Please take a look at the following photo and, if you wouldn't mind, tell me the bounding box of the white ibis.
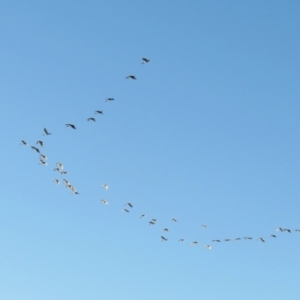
[276,227,284,232]
[39,159,47,165]
[172,218,177,223]
[66,124,76,129]
[101,184,109,190]
[201,225,207,229]
[283,228,292,233]
[123,209,130,213]
[139,214,145,218]
[43,128,52,135]
[126,75,137,80]
[244,237,252,240]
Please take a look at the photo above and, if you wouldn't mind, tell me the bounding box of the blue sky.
[1,1,300,299]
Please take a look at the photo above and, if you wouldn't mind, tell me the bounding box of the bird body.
[106,98,114,102]
[101,199,108,205]
[161,236,168,242]
[204,245,212,250]
[101,184,109,190]
[126,75,137,80]
[36,141,44,147]
[43,128,52,135]
[142,57,150,64]
[258,237,265,242]
[21,140,28,145]
[87,118,96,122]
[31,146,40,153]
[95,110,103,114]
[66,124,76,129]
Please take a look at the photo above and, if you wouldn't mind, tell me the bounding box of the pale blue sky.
[1,1,300,299]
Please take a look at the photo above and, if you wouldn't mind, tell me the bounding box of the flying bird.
[53,179,60,184]
[224,239,231,242]
[139,214,145,218]
[233,238,241,241]
[142,57,150,64]
[295,229,300,232]
[101,199,108,205]
[244,237,253,240]
[172,218,177,223]
[21,140,28,146]
[204,245,212,250]
[106,98,114,102]
[163,228,169,232]
[36,141,44,147]
[258,237,265,242]
[191,241,198,246]
[56,163,63,169]
[126,75,137,80]
[87,118,96,122]
[178,239,184,242]
[161,236,168,242]
[276,227,284,232]
[201,225,207,229]
[31,146,40,153]
[40,154,47,160]
[101,184,109,190]
[283,229,292,233]
[270,235,277,238]
[125,203,133,208]
[43,128,52,135]
[95,110,103,114]
[39,159,47,165]
[212,240,221,243]
[66,124,76,129]
[149,221,156,225]
[60,171,68,175]
[123,209,130,213]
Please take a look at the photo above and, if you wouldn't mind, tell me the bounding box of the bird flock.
[20,57,299,251]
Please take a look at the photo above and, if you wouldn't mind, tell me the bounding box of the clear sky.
[1,1,300,299]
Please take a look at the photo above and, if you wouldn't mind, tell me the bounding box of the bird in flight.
[270,235,276,238]
[43,128,52,135]
[258,237,265,242]
[125,203,133,208]
[163,228,168,232]
[142,57,150,64]
[40,154,47,161]
[56,162,63,169]
[178,239,184,242]
[126,75,137,80]
[95,110,103,114]
[66,124,76,129]
[161,236,168,242]
[295,229,300,232]
[106,98,114,102]
[212,240,221,243]
[283,228,292,233]
[39,159,47,165]
[139,214,145,218]
[87,118,96,122]
[172,218,177,223]
[276,227,284,232]
[101,184,109,190]
[21,140,28,146]
[191,241,199,246]
[201,225,207,229]
[204,245,212,250]
[36,141,44,147]
[244,237,253,240]
[101,199,108,205]
[53,179,60,184]
[123,209,130,213]
[31,146,40,153]
[224,239,231,242]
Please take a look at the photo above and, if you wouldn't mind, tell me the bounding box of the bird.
[126,75,137,80]
[123,209,130,213]
[276,227,284,232]
[295,229,300,232]
[142,57,150,64]
[233,238,241,241]
[36,141,44,147]
[101,184,109,190]
[191,241,198,246]
[43,128,52,135]
[31,146,40,153]
[125,203,133,208]
[139,214,145,218]
[106,98,114,102]
[66,124,76,129]
[39,159,47,165]
[204,245,212,250]
[56,163,63,169]
[151,219,157,222]
[178,239,184,242]
[163,228,168,232]
[101,199,108,205]
[40,154,47,160]
[87,118,96,122]
[149,221,156,225]
[54,167,60,172]
[258,237,265,242]
[224,239,231,242]
[201,225,207,229]
[270,234,277,238]
[21,140,28,146]
[161,236,168,242]
[95,110,103,114]
[172,218,177,222]
[212,240,221,243]
[244,237,252,240]
[53,179,60,184]
[283,229,292,233]
[60,171,68,175]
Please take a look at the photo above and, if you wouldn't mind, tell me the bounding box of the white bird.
[276,227,284,232]
[101,199,108,205]
[224,239,231,242]
[163,228,168,232]
[283,228,292,233]
[149,221,156,225]
[39,159,47,165]
[233,238,241,241]
[204,245,212,250]
[123,209,130,213]
[101,184,109,190]
[53,179,60,184]
[60,171,68,175]
[21,140,28,146]
[201,225,207,229]
[43,128,52,135]
[191,241,198,246]
[56,163,63,169]
[212,240,221,243]
[40,154,47,160]
[31,146,40,153]
[295,229,300,232]
[244,237,253,240]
